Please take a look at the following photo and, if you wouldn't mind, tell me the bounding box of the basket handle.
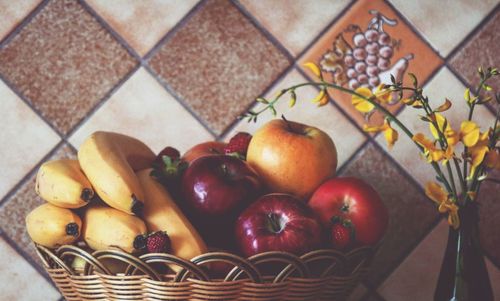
[176,252,262,283]
[35,244,74,275]
[226,251,310,283]
[124,253,209,282]
[91,249,161,281]
[56,245,111,275]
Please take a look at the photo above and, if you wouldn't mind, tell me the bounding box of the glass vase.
[434,202,493,301]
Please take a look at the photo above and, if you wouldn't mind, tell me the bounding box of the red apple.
[235,193,323,257]
[247,119,337,200]
[181,155,262,248]
[308,177,388,247]
[182,141,226,164]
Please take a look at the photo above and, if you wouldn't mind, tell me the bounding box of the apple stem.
[267,213,282,233]
[281,114,295,133]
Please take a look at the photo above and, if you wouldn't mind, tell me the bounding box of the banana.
[82,204,148,253]
[26,203,82,248]
[78,131,156,215]
[138,169,207,263]
[35,159,94,209]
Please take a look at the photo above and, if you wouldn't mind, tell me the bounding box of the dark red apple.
[181,155,262,248]
[308,177,388,247]
[235,193,323,257]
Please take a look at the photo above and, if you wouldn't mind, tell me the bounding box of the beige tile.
[225,68,366,168]
[0,79,60,200]
[389,0,497,56]
[0,237,60,300]
[69,67,213,154]
[86,0,199,56]
[379,220,448,301]
[375,66,495,187]
[486,257,500,300]
[0,0,41,41]
[239,0,350,56]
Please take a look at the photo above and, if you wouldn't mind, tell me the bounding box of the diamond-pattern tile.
[69,67,214,153]
[486,257,500,300]
[0,0,42,41]
[375,66,495,188]
[449,8,500,102]
[225,68,366,167]
[340,143,439,286]
[239,0,351,56]
[148,0,291,135]
[0,0,138,135]
[378,220,448,301]
[390,0,497,56]
[0,236,60,301]
[0,78,60,200]
[299,0,443,130]
[478,169,500,267]
[86,0,199,56]
[0,143,75,267]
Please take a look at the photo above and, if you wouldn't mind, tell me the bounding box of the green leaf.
[390,74,396,84]
[256,97,269,104]
[408,73,418,87]
[483,84,492,91]
[289,90,297,108]
[270,106,277,116]
[162,155,172,166]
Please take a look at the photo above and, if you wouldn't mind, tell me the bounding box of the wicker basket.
[35,243,376,301]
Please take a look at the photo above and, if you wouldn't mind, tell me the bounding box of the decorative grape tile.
[340,143,439,286]
[224,68,366,168]
[299,0,443,131]
[238,0,351,56]
[389,0,497,56]
[86,0,199,56]
[0,0,42,41]
[69,67,214,154]
[0,0,138,135]
[0,78,60,200]
[0,143,75,267]
[148,0,291,136]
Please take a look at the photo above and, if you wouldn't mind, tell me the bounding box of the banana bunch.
[26,131,206,269]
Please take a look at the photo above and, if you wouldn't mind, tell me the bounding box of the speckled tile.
[0,0,42,41]
[69,67,214,154]
[478,169,500,267]
[299,0,443,130]
[390,0,497,56]
[378,220,448,301]
[86,0,199,56]
[0,143,75,267]
[225,68,366,168]
[340,143,440,286]
[0,236,60,301]
[0,78,60,201]
[238,0,351,56]
[148,0,291,136]
[0,0,138,135]
[375,67,495,188]
[449,9,500,98]
[486,257,500,300]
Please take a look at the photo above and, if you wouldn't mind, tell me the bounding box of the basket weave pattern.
[36,244,374,300]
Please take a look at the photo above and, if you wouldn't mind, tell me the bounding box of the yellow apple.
[247,119,337,200]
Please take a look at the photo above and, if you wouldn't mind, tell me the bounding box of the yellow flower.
[364,119,399,149]
[303,62,322,78]
[373,84,392,104]
[459,121,480,147]
[352,87,375,113]
[311,88,327,106]
[412,133,445,162]
[429,113,458,146]
[485,148,500,169]
[425,182,459,229]
[468,130,490,177]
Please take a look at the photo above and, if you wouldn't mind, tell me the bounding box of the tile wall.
[0,0,498,300]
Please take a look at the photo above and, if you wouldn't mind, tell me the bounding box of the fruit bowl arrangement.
[27,119,388,301]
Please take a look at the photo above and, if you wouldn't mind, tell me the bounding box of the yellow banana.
[138,169,207,263]
[26,203,81,248]
[35,159,94,209]
[82,204,148,253]
[78,131,155,215]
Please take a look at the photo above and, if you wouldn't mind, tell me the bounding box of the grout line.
[444,3,499,63]
[143,0,208,61]
[295,0,358,61]
[0,141,65,208]
[142,65,218,139]
[230,0,295,62]
[0,0,50,47]
[0,230,59,290]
